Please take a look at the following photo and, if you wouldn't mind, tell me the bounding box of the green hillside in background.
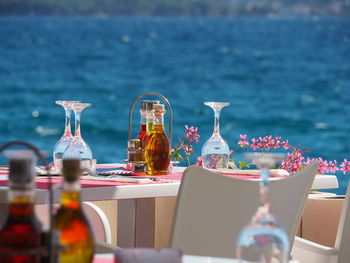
[0,0,349,16]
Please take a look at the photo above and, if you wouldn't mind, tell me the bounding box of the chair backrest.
[170,162,318,259]
[334,182,350,263]
[82,201,112,244]
[35,201,112,244]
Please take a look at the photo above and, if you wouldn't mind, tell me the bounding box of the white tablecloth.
[94,253,300,263]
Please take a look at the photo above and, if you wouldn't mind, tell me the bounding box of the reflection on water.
[0,16,349,193]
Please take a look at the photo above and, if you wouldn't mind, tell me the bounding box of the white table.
[0,168,339,248]
[0,173,339,202]
[94,253,300,263]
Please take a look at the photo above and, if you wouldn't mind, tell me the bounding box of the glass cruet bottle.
[141,101,158,150]
[201,102,230,169]
[54,159,94,263]
[137,100,159,160]
[0,151,43,263]
[145,104,171,175]
[137,102,148,144]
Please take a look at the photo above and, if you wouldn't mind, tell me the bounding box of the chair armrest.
[95,241,117,254]
[294,236,338,256]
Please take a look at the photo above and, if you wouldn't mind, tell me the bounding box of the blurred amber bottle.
[0,153,43,263]
[55,159,94,263]
[145,104,171,175]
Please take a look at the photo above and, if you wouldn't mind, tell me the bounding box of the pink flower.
[173,125,201,166]
[303,157,316,167]
[340,159,350,174]
[222,132,347,174]
[318,158,329,174]
[240,134,247,140]
[185,125,200,143]
[176,138,194,155]
[178,138,185,147]
[195,156,203,166]
[184,146,194,155]
[305,157,337,174]
[238,134,249,147]
[302,157,337,174]
[274,136,282,141]
[250,138,260,150]
[326,160,339,173]
[280,149,304,173]
[280,140,291,150]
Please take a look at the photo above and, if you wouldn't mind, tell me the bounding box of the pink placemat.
[0,167,8,175]
[93,255,114,263]
[0,177,138,189]
[0,164,287,190]
[138,171,269,180]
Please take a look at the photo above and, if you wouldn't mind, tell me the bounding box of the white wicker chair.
[170,162,318,259]
[292,182,350,263]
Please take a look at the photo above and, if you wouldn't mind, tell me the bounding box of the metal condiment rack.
[127,92,173,171]
[0,140,57,263]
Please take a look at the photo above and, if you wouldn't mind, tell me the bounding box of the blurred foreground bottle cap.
[9,158,35,190]
[4,150,36,190]
[62,159,81,182]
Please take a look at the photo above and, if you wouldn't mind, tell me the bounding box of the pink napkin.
[114,248,182,263]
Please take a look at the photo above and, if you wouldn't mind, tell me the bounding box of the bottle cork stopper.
[62,159,81,182]
[153,104,165,111]
[9,159,35,190]
[153,104,166,119]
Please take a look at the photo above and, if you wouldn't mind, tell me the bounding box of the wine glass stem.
[64,109,72,137]
[74,110,82,139]
[260,168,270,207]
[213,108,221,136]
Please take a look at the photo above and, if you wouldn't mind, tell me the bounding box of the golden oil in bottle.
[0,155,43,263]
[145,104,171,175]
[55,159,94,263]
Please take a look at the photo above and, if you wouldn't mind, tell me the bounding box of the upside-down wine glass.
[201,102,230,169]
[63,103,93,169]
[236,153,289,263]
[53,101,80,169]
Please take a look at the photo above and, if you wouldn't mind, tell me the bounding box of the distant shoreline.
[0,0,349,17]
[0,14,349,18]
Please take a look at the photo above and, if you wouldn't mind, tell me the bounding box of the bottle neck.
[61,180,81,209]
[140,109,147,125]
[8,189,35,217]
[137,110,147,139]
[153,113,164,126]
[146,109,154,135]
[8,188,35,204]
[152,110,165,133]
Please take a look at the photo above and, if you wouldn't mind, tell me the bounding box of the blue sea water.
[0,16,349,193]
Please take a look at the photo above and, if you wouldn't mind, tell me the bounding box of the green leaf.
[171,148,184,161]
[229,159,238,169]
[239,161,250,169]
